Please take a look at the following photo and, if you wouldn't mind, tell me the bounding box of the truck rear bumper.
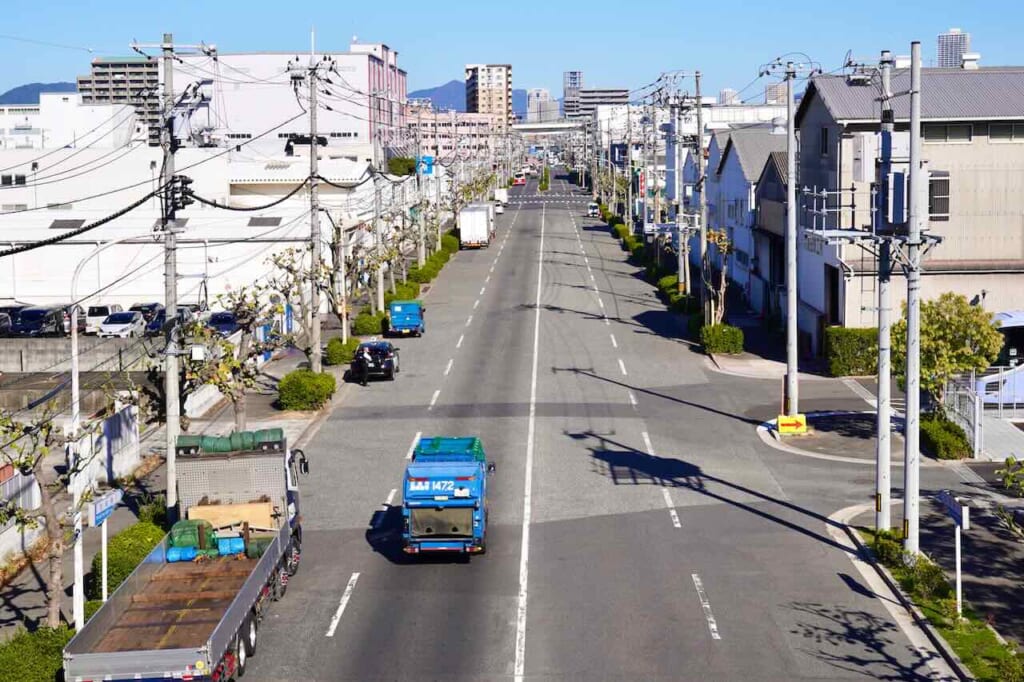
[403,540,483,554]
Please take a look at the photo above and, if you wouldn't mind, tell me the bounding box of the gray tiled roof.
[718,126,786,182]
[798,67,1024,124]
[766,151,788,186]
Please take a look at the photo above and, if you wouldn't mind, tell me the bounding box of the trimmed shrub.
[670,295,699,315]
[629,243,646,264]
[0,625,74,682]
[87,521,165,600]
[278,369,336,411]
[394,280,421,300]
[137,493,168,529]
[871,531,905,566]
[824,327,878,377]
[325,337,360,366]
[352,311,388,336]
[906,556,953,600]
[408,266,433,284]
[657,274,679,295]
[700,323,744,354]
[613,223,630,242]
[921,414,971,460]
[441,233,460,254]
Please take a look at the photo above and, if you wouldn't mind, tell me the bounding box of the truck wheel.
[387,368,396,381]
[235,633,248,677]
[243,613,258,657]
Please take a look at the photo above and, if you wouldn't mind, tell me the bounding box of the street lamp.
[69,230,165,629]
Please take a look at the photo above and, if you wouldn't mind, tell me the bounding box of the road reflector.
[777,414,808,435]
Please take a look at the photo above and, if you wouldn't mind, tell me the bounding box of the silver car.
[98,310,145,338]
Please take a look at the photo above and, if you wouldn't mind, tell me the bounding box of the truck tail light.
[407,476,428,482]
[455,475,476,481]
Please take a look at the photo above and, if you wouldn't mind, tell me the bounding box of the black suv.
[351,340,400,382]
[12,306,63,336]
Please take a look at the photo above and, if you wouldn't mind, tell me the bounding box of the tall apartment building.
[764,82,787,105]
[406,100,500,158]
[563,70,583,118]
[937,28,971,68]
[574,87,629,120]
[465,64,513,131]
[527,88,559,123]
[719,88,739,105]
[77,56,161,145]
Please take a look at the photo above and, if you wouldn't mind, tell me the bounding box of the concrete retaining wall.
[0,337,154,373]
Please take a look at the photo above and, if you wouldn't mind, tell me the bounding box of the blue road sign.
[418,155,434,176]
[87,489,124,527]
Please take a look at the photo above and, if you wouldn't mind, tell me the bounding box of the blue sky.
[1,0,1020,100]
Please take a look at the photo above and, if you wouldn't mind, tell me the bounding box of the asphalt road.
[248,174,950,681]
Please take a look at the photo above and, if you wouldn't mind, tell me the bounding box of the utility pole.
[784,62,799,416]
[673,96,686,294]
[626,111,633,231]
[374,176,385,314]
[415,108,425,266]
[308,51,323,373]
[904,41,923,555]
[695,71,708,325]
[876,50,896,532]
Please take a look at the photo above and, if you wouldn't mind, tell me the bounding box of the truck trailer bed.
[92,556,257,653]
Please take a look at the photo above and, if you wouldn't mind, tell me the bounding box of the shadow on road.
[365,505,471,565]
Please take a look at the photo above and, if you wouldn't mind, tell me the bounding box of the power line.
[188,177,310,211]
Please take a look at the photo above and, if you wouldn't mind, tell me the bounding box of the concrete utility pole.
[626,111,633,230]
[695,71,708,325]
[904,41,923,554]
[415,108,426,266]
[308,51,323,373]
[784,62,799,416]
[374,176,385,314]
[876,50,896,532]
[673,97,686,294]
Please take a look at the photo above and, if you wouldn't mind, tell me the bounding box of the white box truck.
[459,203,493,249]
[494,188,508,205]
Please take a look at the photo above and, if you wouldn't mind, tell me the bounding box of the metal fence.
[0,470,41,533]
[944,373,983,458]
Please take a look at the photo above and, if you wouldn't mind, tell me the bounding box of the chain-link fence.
[944,374,983,458]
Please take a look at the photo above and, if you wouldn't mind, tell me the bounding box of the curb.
[836,508,974,681]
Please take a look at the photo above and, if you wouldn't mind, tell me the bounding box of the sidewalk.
[0,346,338,640]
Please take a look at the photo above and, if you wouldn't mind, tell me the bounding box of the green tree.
[387,156,417,176]
[892,291,1004,406]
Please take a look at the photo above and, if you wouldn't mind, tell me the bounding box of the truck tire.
[235,632,248,677]
[243,613,258,657]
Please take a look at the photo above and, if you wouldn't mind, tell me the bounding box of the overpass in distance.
[512,120,584,137]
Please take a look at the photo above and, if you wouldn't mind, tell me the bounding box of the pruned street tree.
[703,228,734,325]
[892,291,1004,409]
[182,286,289,431]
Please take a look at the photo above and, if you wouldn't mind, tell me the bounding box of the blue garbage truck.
[387,300,425,336]
[402,436,494,555]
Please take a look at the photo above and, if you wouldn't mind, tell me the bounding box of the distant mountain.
[0,82,76,105]
[409,79,546,120]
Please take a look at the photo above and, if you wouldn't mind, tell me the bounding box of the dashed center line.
[662,489,682,528]
[385,488,397,506]
[473,299,480,310]
[429,389,440,409]
[628,390,638,407]
[618,358,628,376]
[480,286,486,295]
[485,275,491,283]
[456,334,464,349]
[466,315,473,327]
[325,572,360,637]
[444,358,454,376]
[609,333,618,348]
[597,298,605,309]
[692,574,722,640]
[641,431,655,456]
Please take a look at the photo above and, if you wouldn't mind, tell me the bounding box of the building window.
[990,123,1024,142]
[14,175,25,185]
[819,127,829,157]
[928,171,950,221]
[923,123,973,143]
[0,175,10,186]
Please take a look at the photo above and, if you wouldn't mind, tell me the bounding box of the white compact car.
[98,310,145,338]
[85,304,123,335]
[495,202,505,214]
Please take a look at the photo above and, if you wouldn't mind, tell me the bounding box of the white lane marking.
[325,572,360,637]
[589,272,595,280]
[473,299,480,310]
[490,265,495,273]
[514,204,544,682]
[662,488,682,528]
[404,431,422,460]
[385,488,397,506]
[480,286,487,295]
[610,334,618,349]
[691,574,722,640]
[444,358,454,376]
[843,377,879,408]
[584,256,589,265]
[429,389,440,409]
[641,431,655,456]
[456,334,464,349]
[618,358,628,376]
[466,315,473,327]
[604,315,610,326]
[598,298,605,309]
[628,391,638,407]
[485,275,491,283]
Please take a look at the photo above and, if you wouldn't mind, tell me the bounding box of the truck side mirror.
[487,462,496,475]
[293,449,309,475]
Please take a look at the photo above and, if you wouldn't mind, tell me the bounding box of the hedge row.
[824,326,877,377]
[0,625,74,682]
[921,414,972,460]
[87,521,165,601]
[278,369,336,411]
[700,324,745,355]
[408,232,458,285]
[325,337,360,366]
[384,280,421,307]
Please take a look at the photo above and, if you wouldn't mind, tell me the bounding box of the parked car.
[98,311,145,338]
[207,311,240,337]
[587,202,600,218]
[0,313,12,336]
[145,309,193,337]
[350,340,400,382]
[495,201,505,215]
[0,304,29,328]
[86,304,123,335]
[129,302,164,323]
[59,305,86,335]
[11,306,63,336]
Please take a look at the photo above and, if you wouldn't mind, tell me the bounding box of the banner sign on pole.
[87,489,124,527]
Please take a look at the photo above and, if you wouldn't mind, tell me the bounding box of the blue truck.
[402,437,494,555]
[387,300,425,337]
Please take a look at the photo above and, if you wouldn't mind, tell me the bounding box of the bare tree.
[703,229,734,325]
